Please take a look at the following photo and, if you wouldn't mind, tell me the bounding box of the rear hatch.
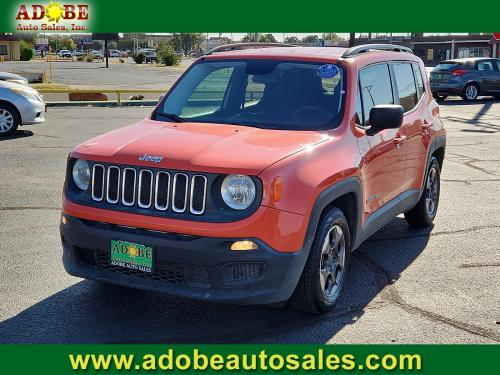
[430,61,466,82]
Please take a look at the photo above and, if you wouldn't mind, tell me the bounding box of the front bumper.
[60,215,308,305]
[12,96,46,125]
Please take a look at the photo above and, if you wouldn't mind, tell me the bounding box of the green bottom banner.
[0,344,498,374]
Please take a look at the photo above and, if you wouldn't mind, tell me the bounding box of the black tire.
[291,207,351,314]
[0,103,20,137]
[404,157,441,227]
[432,93,448,101]
[461,83,479,101]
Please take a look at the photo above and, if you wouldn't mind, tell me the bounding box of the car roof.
[203,46,420,65]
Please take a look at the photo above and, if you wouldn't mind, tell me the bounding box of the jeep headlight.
[72,159,90,190]
[221,175,256,210]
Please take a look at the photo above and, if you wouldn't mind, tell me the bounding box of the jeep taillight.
[452,69,468,76]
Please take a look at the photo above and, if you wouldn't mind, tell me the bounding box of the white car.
[0,72,28,85]
[91,50,103,59]
[0,81,45,136]
[58,49,72,58]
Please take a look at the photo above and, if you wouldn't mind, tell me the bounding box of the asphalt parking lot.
[2,58,192,89]
[0,100,499,344]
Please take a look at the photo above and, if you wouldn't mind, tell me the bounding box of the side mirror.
[366,105,404,135]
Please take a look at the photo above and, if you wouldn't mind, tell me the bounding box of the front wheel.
[404,157,441,227]
[462,83,479,101]
[291,207,350,314]
[0,103,20,137]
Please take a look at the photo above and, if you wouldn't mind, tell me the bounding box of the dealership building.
[410,33,500,65]
[0,34,20,61]
[353,33,500,66]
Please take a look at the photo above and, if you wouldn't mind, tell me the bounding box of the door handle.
[393,135,407,144]
[480,73,486,76]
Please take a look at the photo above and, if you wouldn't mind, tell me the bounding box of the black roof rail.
[342,44,413,58]
[206,42,297,55]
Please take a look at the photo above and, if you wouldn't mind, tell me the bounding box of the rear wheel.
[404,157,441,227]
[291,207,350,314]
[0,103,20,137]
[461,83,479,101]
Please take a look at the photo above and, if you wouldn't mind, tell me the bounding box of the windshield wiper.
[156,111,186,123]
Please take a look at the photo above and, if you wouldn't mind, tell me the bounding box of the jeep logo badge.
[138,154,163,163]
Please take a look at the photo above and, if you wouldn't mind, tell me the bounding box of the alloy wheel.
[425,166,439,217]
[465,85,478,100]
[319,225,346,302]
[0,108,14,134]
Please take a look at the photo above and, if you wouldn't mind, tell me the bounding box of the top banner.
[1,0,499,32]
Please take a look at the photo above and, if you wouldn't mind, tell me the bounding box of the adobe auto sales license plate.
[110,240,153,273]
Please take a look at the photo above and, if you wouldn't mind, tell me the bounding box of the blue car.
[430,58,500,101]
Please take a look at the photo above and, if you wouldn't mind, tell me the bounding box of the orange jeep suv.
[61,44,446,313]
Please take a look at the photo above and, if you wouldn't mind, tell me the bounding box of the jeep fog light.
[221,175,256,210]
[72,159,90,190]
[231,240,258,251]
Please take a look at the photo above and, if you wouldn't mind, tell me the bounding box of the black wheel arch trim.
[302,177,363,257]
[418,135,446,200]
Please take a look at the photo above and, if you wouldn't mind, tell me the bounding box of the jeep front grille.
[91,165,208,215]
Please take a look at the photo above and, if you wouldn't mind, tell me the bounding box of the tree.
[241,33,259,43]
[20,40,34,61]
[258,34,276,43]
[133,52,145,64]
[284,36,299,44]
[323,33,344,42]
[156,41,181,66]
[169,33,204,55]
[49,36,76,51]
[301,35,319,44]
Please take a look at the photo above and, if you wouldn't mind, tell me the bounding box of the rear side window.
[359,64,393,126]
[435,62,459,71]
[392,63,418,112]
[477,61,494,71]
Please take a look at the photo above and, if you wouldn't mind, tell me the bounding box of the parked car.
[58,49,72,58]
[108,49,121,58]
[0,72,28,85]
[72,50,84,57]
[60,44,446,313]
[90,50,103,60]
[430,58,500,101]
[139,48,157,63]
[0,81,45,136]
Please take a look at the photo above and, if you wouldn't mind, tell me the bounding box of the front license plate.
[110,240,153,273]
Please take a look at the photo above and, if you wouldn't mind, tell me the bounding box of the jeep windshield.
[155,59,345,131]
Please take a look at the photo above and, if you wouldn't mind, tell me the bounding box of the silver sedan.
[0,81,45,136]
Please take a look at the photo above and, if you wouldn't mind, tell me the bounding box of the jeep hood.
[71,119,330,175]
